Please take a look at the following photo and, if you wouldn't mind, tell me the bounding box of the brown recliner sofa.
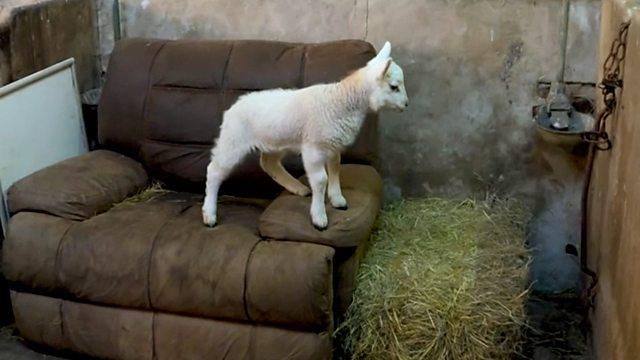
[2,39,381,359]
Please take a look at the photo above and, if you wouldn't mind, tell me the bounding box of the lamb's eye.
[390,84,399,92]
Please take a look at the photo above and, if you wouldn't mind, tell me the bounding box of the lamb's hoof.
[330,196,348,210]
[311,214,328,231]
[202,212,217,228]
[313,223,328,231]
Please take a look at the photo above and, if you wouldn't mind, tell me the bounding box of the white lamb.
[202,41,408,230]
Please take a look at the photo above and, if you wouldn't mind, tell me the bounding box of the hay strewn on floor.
[337,197,531,360]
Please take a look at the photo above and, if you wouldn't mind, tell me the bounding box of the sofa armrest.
[258,164,382,248]
[7,150,149,220]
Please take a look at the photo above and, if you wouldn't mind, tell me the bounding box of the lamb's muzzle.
[202,41,408,229]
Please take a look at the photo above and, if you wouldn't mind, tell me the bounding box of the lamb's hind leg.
[260,152,310,196]
[302,145,329,230]
[202,139,251,227]
[326,152,347,210]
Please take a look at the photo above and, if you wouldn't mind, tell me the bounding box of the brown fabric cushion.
[334,244,368,318]
[149,203,334,329]
[57,197,191,308]
[7,150,148,220]
[245,240,333,329]
[333,164,383,195]
[154,312,331,360]
[259,164,382,248]
[98,39,166,158]
[151,206,334,329]
[11,291,331,360]
[62,296,154,360]
[2,212,73,292]
[5,193,334,329]
[10,291,67,351]
[100,39,379,196]
[149,216,260,323]
[11,290,154,360]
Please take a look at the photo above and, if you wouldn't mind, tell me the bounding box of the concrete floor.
[0,327,64,360]
[520,292,593,360]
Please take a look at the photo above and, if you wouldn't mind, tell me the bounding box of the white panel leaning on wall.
[0,58,88,237]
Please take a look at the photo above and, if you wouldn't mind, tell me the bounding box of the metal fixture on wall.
[558,0,571,85]
[534,0,598,149]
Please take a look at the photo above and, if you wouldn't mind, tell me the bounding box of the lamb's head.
[366,41,409,112]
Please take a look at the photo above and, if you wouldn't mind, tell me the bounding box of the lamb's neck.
[315,71,371,149]
[329,70,371,117]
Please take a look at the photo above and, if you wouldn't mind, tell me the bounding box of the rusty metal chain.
[580,21,631,315]
[581,21,630,150]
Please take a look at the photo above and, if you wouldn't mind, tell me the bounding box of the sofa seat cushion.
[259,164,382,248]
[7,150,149,220]
[3,193,334,330]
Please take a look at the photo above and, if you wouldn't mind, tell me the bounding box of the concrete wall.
[0,0,99,91]
[95,0,117,74]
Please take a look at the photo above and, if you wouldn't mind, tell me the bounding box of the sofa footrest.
[259,164,382,248]
[11,291,331,360]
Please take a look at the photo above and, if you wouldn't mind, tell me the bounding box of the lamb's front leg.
[326,152,347,210]
[202,162,222,227]
[302,145,329,230]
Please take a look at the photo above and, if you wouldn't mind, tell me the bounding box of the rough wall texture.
[95,0,116,74]
[588,0,640,358]
[0,0,99,91]
[91,0,601,293]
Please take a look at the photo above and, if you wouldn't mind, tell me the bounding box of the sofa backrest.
[98,38,379,197]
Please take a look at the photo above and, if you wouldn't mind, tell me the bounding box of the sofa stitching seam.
[53,221,73,349]
[58,299,65,347]
[151,311,157,360]
[221,43,234,90]
[11,183,144,202]
[52,221,75,292]
[242,239,261,322]
[220,43,234,110]
[299,45,308,87]
[141,138,212,149]
[140,41,168,152]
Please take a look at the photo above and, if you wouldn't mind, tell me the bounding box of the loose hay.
[337,197,531,360]
[117,182,171,205]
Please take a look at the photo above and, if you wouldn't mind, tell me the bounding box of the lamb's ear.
[377,41,391,60]
[378,59,392,79]
[369,41,392,64]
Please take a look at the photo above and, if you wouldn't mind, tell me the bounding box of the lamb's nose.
[404,101,409,108]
